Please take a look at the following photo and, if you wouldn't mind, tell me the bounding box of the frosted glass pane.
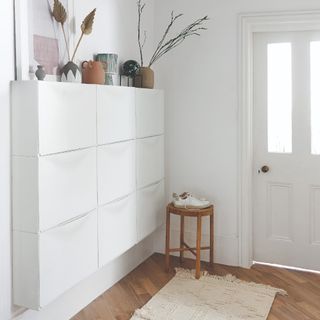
[267,43,292,153]
[310,41,320,155]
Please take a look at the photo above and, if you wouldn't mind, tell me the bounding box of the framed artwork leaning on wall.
[14,0,75,81]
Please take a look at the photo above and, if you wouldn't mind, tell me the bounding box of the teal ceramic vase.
[96,53,118,85]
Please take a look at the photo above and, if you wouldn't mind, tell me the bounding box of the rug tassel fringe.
[174,267,287,296]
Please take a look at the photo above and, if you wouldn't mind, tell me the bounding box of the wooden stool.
[165,203,214,279]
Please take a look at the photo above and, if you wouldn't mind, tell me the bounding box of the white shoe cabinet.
[12,82,165,310]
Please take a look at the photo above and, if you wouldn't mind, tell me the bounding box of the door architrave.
[238,11,320,268]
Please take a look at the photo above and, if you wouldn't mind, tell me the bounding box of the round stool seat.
[167,203,214,217]
[165,202,214,279]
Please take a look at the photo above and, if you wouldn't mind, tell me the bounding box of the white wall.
[1,1,156,319]
[74,0,155,68]
[154,0,320,266]
[0,1,15,319]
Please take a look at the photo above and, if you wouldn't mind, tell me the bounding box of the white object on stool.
[172,192,211,209]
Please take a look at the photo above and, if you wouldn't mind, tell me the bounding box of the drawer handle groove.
[42,210,94,233]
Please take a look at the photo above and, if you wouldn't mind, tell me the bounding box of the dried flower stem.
[52,0,70,60]
[71,8,96,62]
[71,33,84,62]
[61,24,71,61]
[52,1,96,63]
[137,0,146,66]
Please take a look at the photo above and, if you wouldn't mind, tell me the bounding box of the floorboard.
[72,253,320,320]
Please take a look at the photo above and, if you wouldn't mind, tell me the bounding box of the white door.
[253,31,320,271]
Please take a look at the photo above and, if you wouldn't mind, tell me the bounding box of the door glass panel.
[267,43,292,153]
[310,41,320,155]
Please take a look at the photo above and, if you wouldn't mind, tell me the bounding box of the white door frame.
[238,10,320,268]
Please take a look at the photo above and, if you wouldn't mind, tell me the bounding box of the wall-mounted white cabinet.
[13,211,98,310]
[137,180,165,241]
[136,89,164,138]
[13,148,97,233]
[98,194,137,267]
[137,136,164,189]
[12,81,164,310]
[97,140,135,205]
[97,86,135,145]
[12,81,97,156]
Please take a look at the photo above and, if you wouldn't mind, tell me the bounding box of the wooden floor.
[72,253,320,320]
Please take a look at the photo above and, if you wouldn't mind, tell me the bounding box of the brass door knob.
[261,165,270,173]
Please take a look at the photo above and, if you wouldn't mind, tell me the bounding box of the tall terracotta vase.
[138,67,154,89]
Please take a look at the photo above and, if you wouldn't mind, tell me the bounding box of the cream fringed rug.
[130,268,286,320]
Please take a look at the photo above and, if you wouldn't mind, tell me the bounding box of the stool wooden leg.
[210,214,214,267]
[196,215,202,279]
[180,215,185,264]
[165,207,170,272]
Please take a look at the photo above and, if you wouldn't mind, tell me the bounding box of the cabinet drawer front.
[136,89,164,138]
[137,136,164,189]
[12,156,39,233]
[38,83,96,155]
[39,211,98,307]
[98,194,137,267]
[98,141,135,205]
[137,181,165,241]
[39,148,97,231]
[97,86,135,144]
[13,231,40,309]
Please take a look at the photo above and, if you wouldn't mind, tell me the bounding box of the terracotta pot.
[137,67,154,89]
[82,60,106,85]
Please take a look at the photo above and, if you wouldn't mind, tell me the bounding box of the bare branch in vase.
[148,15,209,67]
[137,0,146,66]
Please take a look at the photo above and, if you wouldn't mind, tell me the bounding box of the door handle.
[260,165,270,173]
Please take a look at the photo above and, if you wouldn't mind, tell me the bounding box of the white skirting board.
[13,235,154,320]
[153,227,239,267]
